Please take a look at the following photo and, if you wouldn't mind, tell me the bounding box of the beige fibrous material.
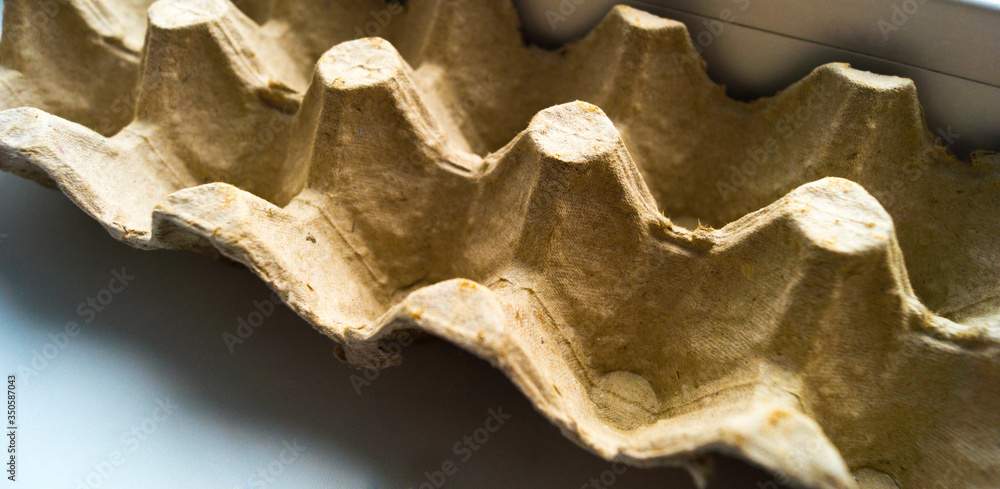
[0,0,153,135]
[1,1,998,488]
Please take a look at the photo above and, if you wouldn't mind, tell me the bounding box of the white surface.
[0,172,785,488]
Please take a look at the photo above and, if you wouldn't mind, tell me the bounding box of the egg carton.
[0,1,998,488]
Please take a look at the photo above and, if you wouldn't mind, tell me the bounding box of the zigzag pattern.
[0,1,998,488]
[0,0,286,134]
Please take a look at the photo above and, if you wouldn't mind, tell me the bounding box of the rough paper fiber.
[0,1,997,488]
